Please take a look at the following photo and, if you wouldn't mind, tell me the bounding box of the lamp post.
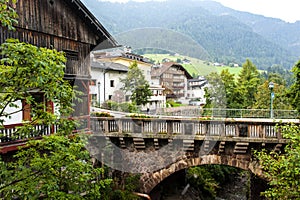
[269,81,274,118]
[98,82,101,107]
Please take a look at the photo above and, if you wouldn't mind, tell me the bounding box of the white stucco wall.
[1,101,61,125]
[1,100,23,125]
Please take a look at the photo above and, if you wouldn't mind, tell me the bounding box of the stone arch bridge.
[89,117,298,194]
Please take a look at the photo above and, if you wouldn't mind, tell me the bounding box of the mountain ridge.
[82,0,299,70]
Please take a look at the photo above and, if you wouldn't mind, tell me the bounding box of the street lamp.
[98,82,101,107]
[269,81,274,118]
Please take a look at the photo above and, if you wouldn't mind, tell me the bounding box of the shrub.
[119,102,138,113]
[167,99,182,107]
[91,112,113,117]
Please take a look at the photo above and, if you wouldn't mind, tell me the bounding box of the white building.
[187,76,208,106]
[90,49,166,110]
[90,61,128,106]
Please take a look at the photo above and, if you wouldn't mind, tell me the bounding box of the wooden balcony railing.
[0,115,90,153]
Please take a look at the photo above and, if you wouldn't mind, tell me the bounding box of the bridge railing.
[157,108,298,119]
[90,117,290,139]
[201,108,298,119]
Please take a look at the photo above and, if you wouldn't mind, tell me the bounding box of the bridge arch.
[140,154,263,194]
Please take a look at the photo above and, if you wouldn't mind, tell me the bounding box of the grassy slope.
[144,53,242,77]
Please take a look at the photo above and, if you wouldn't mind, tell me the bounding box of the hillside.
[82,0,299,70]
[144,53,242,78]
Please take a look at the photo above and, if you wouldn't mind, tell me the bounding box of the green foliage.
[266,65,294,87]
[119,102,138,113]
[120,61,152,105]
[124,174,141,193]
[105,174,140,200]
[126,113,156,118]
[0,39,78,136]
[288,60,300,113]
[102,100,138,113]
[253,81,292,110]
[0,38,112,199]
[166,99,182,107]
[236,59,261,108]
[0,0,18,30]
[204,59,295,111]
[220,69,238,108]
[91,111,113,117]
[131,83,153,106]
[0,135,112,199]
[204,72,226,109]
[0,7,135,200]
[103,100,119,111]
[187,165,239,199]
[82,0,297,70]
[255,124,300,199]
[187,166,219,199]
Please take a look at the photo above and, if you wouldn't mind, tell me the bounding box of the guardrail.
[90,117,296,139]
[157,108,298,119]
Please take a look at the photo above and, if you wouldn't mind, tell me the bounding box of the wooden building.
[151,62,192,101]
[0,0,118,128]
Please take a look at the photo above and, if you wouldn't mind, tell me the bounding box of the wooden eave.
[69,0,119,49]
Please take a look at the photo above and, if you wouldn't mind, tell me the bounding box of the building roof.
[151,62,193,79]
[91,61,128,72]
[70,0,119,49]
[93,51,151,64]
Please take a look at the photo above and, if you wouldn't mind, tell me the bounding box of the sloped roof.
[91,61,128,72]
[151,62,193,79]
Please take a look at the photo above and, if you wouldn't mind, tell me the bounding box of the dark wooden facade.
[0,0,118,119]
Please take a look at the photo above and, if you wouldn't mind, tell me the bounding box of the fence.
[157,108,298,119]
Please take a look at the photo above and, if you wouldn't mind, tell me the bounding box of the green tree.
[186,165,239,199]
[187,166,219,199]
[220,69,237,108]
[0,7,114,199]
[0,0,18,30]
[0,39,114,199]
[204,72,226,109]
[0,39,76,127]
[267,65,294,87]
[253,80,292,110]
[236,59,261,108]
[0,135,112,199]
[120,61,152,105]
[0,3,141,199]
[288,60,300,113]
[255,124,300,199]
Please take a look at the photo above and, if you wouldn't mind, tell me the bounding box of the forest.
[82,0,299,70]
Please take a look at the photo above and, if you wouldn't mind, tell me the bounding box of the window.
[110,80,115,87]
[90,79,96,86]
[23,93,50,121]
[91,94,97,106]
[109,95,112,100]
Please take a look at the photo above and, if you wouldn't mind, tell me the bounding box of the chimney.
[124,46,132,53]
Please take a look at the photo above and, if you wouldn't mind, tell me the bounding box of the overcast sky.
[97,0,300,23]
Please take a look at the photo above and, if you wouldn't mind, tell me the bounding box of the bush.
[91,112,113,117]
[126,113,151,118]
[119,102,138,113]
[102,101,138,113]
[167,99,182,107]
